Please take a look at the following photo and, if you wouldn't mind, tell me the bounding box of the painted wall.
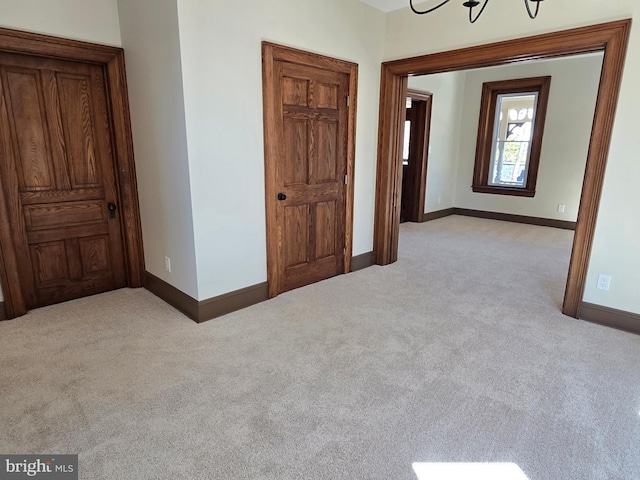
[117,0,198,298]
[0,0,122,304]
[408,72,466,213]
[176,0,386,300]
[385,2,640,314]
[454,54,603,221]
[0,0,121,46]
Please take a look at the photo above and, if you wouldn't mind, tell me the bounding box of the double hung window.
[472,76,551,197]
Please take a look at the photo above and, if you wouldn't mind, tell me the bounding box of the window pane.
[403,120,411,165]
[488,92,537,188]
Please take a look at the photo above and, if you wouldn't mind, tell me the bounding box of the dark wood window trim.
[472,76,551,197]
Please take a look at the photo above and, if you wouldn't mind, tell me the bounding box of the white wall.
[176,0,386,300]
[0,0,121,46]
[117,0,198,298]
[385,1,640,314]
[454,54,603,221]
[408,72,466,213]
[0,0,122,304]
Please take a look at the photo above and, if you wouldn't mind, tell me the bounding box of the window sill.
[472,185,536,197]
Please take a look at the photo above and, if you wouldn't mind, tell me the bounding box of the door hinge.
[344,175,348,185]
[343,247,346,255]
[346,95,350,107]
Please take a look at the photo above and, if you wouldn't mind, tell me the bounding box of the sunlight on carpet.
[413,462,530,480]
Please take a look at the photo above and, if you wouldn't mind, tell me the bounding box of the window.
[472,76,551,197]
[402,120,411,166]
[403,97,412,166]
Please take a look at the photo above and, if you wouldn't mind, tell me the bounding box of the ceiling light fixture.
[409,0,543,24]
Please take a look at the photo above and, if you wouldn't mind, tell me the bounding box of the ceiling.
[359,0,409,13]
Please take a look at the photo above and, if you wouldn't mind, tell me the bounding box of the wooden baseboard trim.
[198,282,269,322]
[580,302,640,335]
[423,208,455,222]
[351,251,374,272]
[144,271,269,324]
[453,208,576,230]
[144,272,199,320]
[0,302,6,321]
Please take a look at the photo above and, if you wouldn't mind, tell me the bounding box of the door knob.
[277,193,287,201]
[108,202,118,218]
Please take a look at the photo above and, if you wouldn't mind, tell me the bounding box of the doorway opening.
[373,20,631,319]
[400,89,432,224]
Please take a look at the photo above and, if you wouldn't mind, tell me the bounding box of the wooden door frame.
[404,88,432,223]
[373,19,631,318]
[262,42,358,298]
[0,27,144,318]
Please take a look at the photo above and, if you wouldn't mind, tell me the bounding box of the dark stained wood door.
[272,61,348,293]
[401,101,419,223]
[0,51,126,309]
[401,92,431,224]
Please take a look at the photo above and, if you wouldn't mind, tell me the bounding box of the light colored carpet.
[1,216,639,480]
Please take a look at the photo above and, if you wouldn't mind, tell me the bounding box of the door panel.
[271,61,348,294]
[282,77,308,106]
[284,205,309,268]
[315,82,338,109]
[79,235,111,274]
[57,73,101,188]
[31,242,67,284]
[316,120,338,183]
[3,69,55,191]
[283,118,309,186]
[0,51,127,309]
[315,201,336,259]
[24,201,105,230]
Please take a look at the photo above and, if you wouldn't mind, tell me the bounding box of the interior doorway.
[372,20,631,319]
[400,89,432,224]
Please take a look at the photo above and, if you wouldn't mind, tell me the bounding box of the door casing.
[0,27,144,318]
[262,42,358,298]
[373,19,631,319]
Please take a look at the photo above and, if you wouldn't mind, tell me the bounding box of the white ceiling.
[359,0,410,13]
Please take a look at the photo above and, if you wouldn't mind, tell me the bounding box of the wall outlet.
[557,204,566,213]
[165,256,172,273]
[596,274,611,291]
[437,196,442,205]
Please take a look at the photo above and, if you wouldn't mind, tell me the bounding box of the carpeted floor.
[1,216,639,480]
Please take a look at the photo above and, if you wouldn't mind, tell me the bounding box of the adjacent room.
[1,0,639,479]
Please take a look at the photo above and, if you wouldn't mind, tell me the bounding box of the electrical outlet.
[596,274,611,291]
[437,196,442,205]
[165,256,171,273]
[557,204,566,213]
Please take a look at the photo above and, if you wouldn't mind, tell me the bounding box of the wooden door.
[400,91,432,223]
[263,43,357,297]
[0,51,126,309]
[400,101,419,223]
[274,62,348,293]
